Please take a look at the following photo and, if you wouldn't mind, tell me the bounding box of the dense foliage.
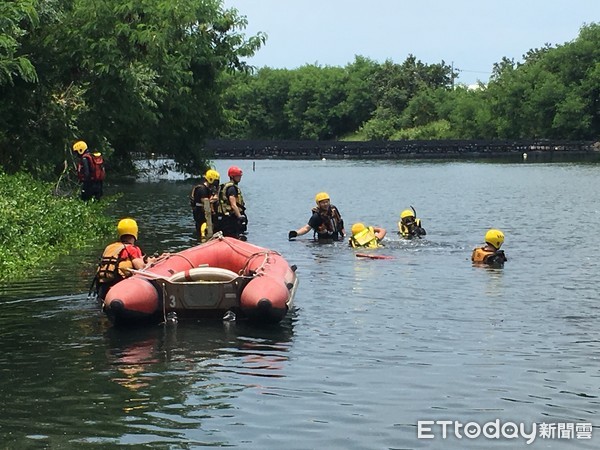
[221,24,600,141]
[0,0,264,177]
[1,3,598,180]
[0,171,114,280]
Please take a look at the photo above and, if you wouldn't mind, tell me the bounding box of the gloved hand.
[288,230,298,241]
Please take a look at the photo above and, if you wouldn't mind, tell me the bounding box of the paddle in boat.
[102,233,298,326]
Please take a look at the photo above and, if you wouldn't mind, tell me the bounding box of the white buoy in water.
[522,152,528,160]
[322,157,326,161]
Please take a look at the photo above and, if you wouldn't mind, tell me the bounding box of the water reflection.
[106,328,163,393]
[88,318,296,445]
[104,318,294,392]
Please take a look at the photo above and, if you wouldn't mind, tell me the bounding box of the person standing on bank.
[190,169,220,242]
[216,166,247,240]
[72,140,105,201]
[288,192,345,242]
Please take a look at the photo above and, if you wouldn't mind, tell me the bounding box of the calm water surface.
[1,159,599,449]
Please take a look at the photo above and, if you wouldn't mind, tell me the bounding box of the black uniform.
[190,180,213,240]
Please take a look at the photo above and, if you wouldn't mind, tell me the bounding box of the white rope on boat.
[125,268,167,279]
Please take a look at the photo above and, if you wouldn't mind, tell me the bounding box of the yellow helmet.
[72,140,88,155]
[400,209,415,220]
[204,169,220,184]
[351,223,366,236]
[117,218,139,240]
[485,229,504,249]
[315,192,330,204]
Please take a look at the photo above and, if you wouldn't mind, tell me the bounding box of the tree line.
[220,23,599,143]
[1,1,598,180]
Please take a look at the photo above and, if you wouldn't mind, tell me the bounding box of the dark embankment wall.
[206,139,600,160]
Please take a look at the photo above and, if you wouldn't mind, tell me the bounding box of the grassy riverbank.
[0,171,114,281]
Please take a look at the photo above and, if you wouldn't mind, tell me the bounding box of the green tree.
[284,64,348,139]
[485,57,528,138]
[222,56,379,140]
[360,55,454,139]
[399,87,441,129]
[0,0,264,175]
[541,23,599,138]
[222,67,293,139]
[56,0,264,170]
[482,24,600,140]
[443,87,494,139]
[0,0,38,86]
[338,56,379,134]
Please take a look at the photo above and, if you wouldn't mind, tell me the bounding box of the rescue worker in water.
[190,168,220,242]
[349,223,387,248]
[471,229,508,266]
[94,218,166,301]
[398,208,426,239]
[216,166,247,240]
[288,192,345,242]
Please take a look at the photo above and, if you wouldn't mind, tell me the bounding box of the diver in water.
[398,208,426,239]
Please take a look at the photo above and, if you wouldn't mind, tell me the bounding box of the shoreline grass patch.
[0,171,114,280]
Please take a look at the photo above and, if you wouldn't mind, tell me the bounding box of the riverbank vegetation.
[0,0,264,177]
[0,171,114,280]
[0,0,263,280]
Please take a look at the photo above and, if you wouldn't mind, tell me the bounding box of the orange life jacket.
[472,247,495,263]
[96,242,135,284]
[472,247,507,265]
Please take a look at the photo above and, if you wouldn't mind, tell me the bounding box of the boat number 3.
[169,295,177,308]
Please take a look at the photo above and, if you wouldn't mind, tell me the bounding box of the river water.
[1,158,599,449]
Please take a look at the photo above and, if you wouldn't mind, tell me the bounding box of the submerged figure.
[349,223,386,248]
[398,208,426,239]
[472,229,507,266]
[288,192,345,242]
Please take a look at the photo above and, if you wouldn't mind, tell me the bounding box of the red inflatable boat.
[103,235,298,326]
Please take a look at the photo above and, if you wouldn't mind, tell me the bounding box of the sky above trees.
[224,0,600,86]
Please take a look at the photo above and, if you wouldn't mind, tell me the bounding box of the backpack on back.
[90,152,105,181]
[77,152,106,182]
